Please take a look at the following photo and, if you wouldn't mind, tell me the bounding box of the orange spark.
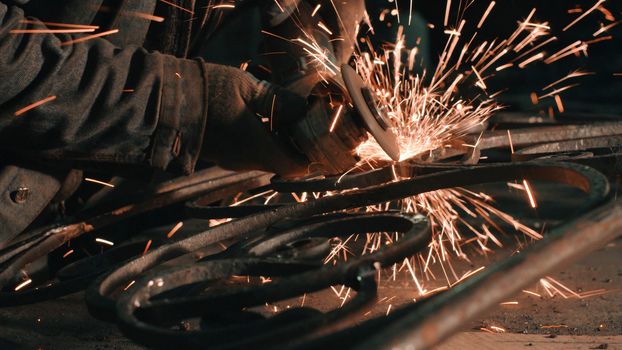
[522,180,537,208]
[166,221,184,239]
[142,240,153,256]
[123,280,136,291]
[518,52,544,69]
[59,29,119,46]
[273,0,284,13]
[62,250,74,258]
[18,20,99,29]
[84,178,115,188]
[11,28,96,34]
[507,130,515,154]
[477,1,496,29]
[212,4,235,9]
[311,4,321,17]
[522,290,542,297]
[159,0,194,14]
[15,95,56,116]
[317,21,333,35]
[14,279,32,292]
[593,20,621,36]
[563,0,606,32]
[95,238,114,246]
[444,0,452,27]
[329,104,344,133]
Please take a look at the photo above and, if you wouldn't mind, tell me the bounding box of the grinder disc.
[341,64,401,161]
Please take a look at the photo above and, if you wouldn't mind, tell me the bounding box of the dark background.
[366,0,622,115]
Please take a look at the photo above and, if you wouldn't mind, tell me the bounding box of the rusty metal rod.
[362,199,622,350]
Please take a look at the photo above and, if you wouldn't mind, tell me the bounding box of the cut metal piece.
[341,64,401,161]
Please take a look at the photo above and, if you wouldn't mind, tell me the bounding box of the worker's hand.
[201,64,310,178]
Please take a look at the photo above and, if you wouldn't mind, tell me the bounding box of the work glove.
[201,64,311,178]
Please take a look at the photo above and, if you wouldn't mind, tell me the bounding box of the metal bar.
[362,199,622,350]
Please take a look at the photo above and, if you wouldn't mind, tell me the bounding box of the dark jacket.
[0,0,223,244]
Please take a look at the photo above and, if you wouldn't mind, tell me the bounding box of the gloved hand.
[201,63,310,178]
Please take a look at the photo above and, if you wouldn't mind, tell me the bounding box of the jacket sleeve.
[0,3,208,174]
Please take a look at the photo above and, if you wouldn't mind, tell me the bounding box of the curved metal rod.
[0,171,270,292]
[85,162,608,323]
[0,240,149,306]
[115,213,429,349]
[360,199,622,350]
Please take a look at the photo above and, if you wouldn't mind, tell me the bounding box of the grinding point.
[341,64,401,161]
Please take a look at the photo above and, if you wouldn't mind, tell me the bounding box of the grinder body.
[262,0,372,175]
[262,0,400,175]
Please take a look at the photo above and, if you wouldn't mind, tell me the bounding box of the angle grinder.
[262,0,401,175]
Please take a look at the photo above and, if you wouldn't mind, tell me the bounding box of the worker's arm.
[0,3,208,174]
[0,3,309,176]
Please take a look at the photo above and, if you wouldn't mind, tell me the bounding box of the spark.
[159,0,194,14]
[18,20,99,29]
[585,35,613,44]
[273,0,284,13]
[166,221,184,239]
[59,29,119,46]
[444,0,452,27]
[317,22,333,35]
[270,94,276,131]
[545,41,588,64]
[123,280,135,291]
[542,70,594,91]
[542,276,581,298]
[62,250,74,258]
[507,130,515,154]
[477,1,496,29]
[311,4,321,17]
[15,95,57,116]
[11,28,96,34]
[490,326,506,333]
[518,52,544,69]
[540,324,568,329]
[123,12,165,22]
[495,63,513,71]
[212,4,235,9]
[593,20,621,36]
[563,0,606,32]
[329,105,344,133]
[98,6,165,22]
[231,190,274,206]
[95,238,114,246]
[84,178,115,188]
[522,180,537,208]
[142,240,153,256]
[554,95,564,113]
[14,279,32,292]
[340,287,351,307]
[522,289,542,298]
[471,66,487,90]
[539,84,580,99]
[500,301,519,305]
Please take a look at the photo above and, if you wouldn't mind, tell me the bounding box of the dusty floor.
[0,238,619,349]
